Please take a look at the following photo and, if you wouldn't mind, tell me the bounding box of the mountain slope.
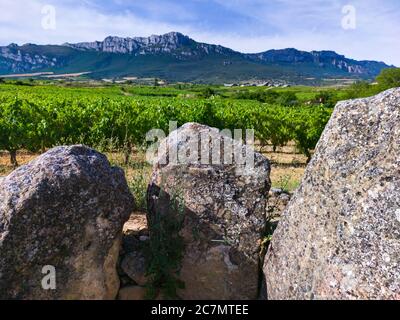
[0,32,392,84]
[246,49,387,77]
[64,32,237,58]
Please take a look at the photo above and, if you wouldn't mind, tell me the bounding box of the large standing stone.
[0,145,134,299]
[147,123,270,299]
[264,88,400,300]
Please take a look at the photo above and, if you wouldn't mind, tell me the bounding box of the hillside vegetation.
[1,70,398,168]
[0,32,392,84]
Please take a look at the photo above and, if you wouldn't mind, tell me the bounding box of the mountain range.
[0,32,393,84]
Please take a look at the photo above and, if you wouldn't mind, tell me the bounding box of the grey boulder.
[264,88,400,300]
[147,123,271,299]
[0,145,134,299]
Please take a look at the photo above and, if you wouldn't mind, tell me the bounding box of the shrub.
[376,68,400,89]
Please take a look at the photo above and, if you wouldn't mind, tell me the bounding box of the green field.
[0,76,396,204]
[0,79,389,168]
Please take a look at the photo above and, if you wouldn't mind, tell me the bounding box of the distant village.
[103,77,291,87]
[0,71,292,87]
[223,80,291,88]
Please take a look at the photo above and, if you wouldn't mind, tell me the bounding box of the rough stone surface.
[264,88,400,300]
[267,188,292,218]
[147,123,271,300]
[121,251,147,286]
[118,213,149,288]
[0,145,134,299]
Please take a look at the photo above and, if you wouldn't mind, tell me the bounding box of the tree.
[313,91,338,108]
[276,92,298,107]
[376,68,400,89]
[201,87,215,98]
[263,90,279,104]
[344,81,374,99]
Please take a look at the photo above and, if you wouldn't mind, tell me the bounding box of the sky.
[0,0,398,65]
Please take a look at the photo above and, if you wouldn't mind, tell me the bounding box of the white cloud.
[204,0,400,65]
[0,0,188,44]
[0,0,398,66]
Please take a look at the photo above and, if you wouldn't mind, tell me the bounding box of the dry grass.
[0,143,306,193]
[258,142,307,192]
[0,151,38,175]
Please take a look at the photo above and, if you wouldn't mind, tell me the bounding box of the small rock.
[267,190,292,218]
[123,213,148,235]
[270,188,284,195]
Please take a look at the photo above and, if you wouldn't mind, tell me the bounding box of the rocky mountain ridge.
[63,32,235,58]
[0,32,393,83]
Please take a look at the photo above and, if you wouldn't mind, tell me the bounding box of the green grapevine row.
[0,89,332,166]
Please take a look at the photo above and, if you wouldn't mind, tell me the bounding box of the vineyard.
[1,73,394,172]
[0,82,337,168]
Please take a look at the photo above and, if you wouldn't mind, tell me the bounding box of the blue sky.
[0,0,399,65]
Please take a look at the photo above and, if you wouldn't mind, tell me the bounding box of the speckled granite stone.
[0,145,134,299]
[147,123,271,299]
[264,88,400,300]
